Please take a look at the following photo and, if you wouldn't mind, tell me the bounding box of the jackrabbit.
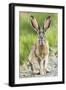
[28,16,51,75]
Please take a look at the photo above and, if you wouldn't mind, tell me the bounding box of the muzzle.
[39,39,44,45]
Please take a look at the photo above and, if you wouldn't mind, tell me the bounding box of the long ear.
[44,16,51,30]
[30,16,39,32]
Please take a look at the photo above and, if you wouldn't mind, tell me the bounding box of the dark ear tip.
[47,16,51,19]
[30,15,34,19]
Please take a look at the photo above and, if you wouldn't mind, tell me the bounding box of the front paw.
[33,70,39,74]
[45,68,50,73]
[40,70,46,75]
[40,69,50,75]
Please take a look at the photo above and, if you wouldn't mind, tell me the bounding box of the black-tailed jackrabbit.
[28,16,51,75]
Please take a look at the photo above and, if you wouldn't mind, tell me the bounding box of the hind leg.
[32,64,39,74]
[31,58,40,74]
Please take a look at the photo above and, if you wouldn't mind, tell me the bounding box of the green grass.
[19,12,58,65]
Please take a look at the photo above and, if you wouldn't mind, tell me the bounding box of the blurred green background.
[19,12,58,65]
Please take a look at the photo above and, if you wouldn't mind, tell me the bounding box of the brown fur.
[35,40,49,59]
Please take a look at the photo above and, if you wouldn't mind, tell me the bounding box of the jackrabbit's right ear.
[30,16,39,32]
[44,16,51,30]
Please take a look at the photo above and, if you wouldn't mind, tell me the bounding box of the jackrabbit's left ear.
[44,16,51,30]
[30,15,39,32]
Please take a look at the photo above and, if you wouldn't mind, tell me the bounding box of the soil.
[19,55,58,78]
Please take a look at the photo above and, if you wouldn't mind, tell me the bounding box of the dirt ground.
[19,55,58,78]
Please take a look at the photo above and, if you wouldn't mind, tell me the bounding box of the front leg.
[44,55,50,73]
[40,60,44,75]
